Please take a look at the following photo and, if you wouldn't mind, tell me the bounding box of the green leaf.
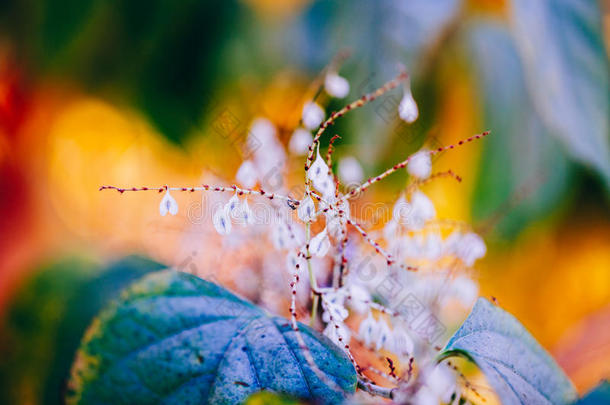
[0,256,163,405]
[573,381,610,405]
[67,271,357,405]
[441,298,577,405]
[468,22,573,238]
[509,0,610,186]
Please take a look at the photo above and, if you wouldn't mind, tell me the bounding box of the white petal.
[324,72,350,98]
[297,195,316,222]
[225,193,240,217]
[348,284,371,314]
[236,160,257,188]
[423,233,443,260]
[412,386,438,405]
[159,189,178,216]
[398,90,419,123]
[302,101,325,130]
[383,219,399,240]
[238,198,254,226]
[307,153,330,182]
[375,319,392,351]
[213,207,232,235]
[392,195,410,222]
[323,322,351,348]
[338,156,364,184]
[313,176,336,200]
[407,150,432,179]
[249,117,276,144]
[457,233,486,266]
[358,312,377,348]
[427,364,457,403]
[288,127,313,155]
[451,276,478,306]
[285,251,305,273]
[310,228,330,257]
[391,328,414,357]
[407,191,435,230]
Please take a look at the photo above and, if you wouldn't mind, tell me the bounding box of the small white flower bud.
[297,194,316,222]
[159,189,178,216]
[456,232,486,266]
[407,150,432,179]
[288,127,313,155]
[225,193,240,217]
[238,198,254,226]
[213,206,232,235]
[236,160,257,188]
[310,228,330,257]
[324,72,350,98]
[285,251,305,273]
[302,101,325,130]
[375,319,392,351]
[358,312,378,348]
[398,89,418,123]
[338,156,364,184]
[308,153,335,199]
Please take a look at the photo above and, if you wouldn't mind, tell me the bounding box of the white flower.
[302,101,325,130]
[236,160,257,188]
[338,156,364,184]
[390,328,414,358]
[456,232,486,266]
[412,386,438,405]
[443,231,462,256]
[237,198,254,226]
[159,189,178,216]
[423,233,443,260]
[289,127,313,155]
[358,312,378,348]
[249,117,276,144]
[398,86,419,123]
[325,200,349,238]
[324,72,350,98]
[392,195,409,221]
[323,322,351,348]
[307,153,335,199]
[347,284,370,314]
[383,218,399,240]
[322,302,349,323]
[449,275,478,306]
[407,150,432,179]
[213,206,232,235]
[225,193,240,217]
[310,228,330,257]
[297,194,316,222]
[286,250,305,273]
[271,220,294,250]
[375,318,392,351]
[426,364,457,403]
[405,191,436,230]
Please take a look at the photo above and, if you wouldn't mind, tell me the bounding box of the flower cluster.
[101,62,491,404]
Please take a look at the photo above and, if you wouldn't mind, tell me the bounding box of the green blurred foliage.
[0,256,164,405]
[1,0,240,143]
[0,0,607,238]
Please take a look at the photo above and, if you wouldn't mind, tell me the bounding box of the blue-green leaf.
[509,0,610,185]
[67,270,356,405]
[573,381,610,405]
[0,256,164,405]
[441,298,577,405]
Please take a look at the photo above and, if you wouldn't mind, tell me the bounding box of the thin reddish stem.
[343,131,490,201]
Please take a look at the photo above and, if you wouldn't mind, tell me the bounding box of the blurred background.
[0,0,608,403]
